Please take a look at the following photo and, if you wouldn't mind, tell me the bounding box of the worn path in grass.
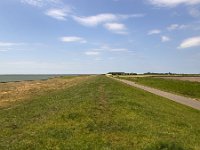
[111,77,200,110]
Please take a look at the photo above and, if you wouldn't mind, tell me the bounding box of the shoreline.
[0,74,83,83]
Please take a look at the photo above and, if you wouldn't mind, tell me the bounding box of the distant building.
[107,72,137,75]
[107,72,125,75]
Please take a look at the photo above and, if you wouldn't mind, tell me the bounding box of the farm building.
[107,72,137,75]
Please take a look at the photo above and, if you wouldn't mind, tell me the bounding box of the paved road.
[110,77,200,111]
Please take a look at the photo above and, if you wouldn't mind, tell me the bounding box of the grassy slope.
[120,77,200,100]
[0,76,199,150]
[0,76,91,108]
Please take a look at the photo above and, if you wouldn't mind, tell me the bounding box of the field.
[159,77,200,83]
[119,76,200,100]
[0,76,200,149]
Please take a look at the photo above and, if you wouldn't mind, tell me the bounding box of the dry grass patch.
[0,76,93,108]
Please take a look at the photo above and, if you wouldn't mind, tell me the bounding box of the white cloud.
[72,13,144,27]
[85,51,100,56]
[161,36,170,42]
[117,14,145,19]
[60,36,87,43]
[0,42,24,47]
[0,42,17,47]
[104,23,126,30]
[178,36,200,49]
[21,0,44,7]
[109,48,128,52]
[91,45,128,52]
[167,24,187,31]
[72,13,139,34]
[84,45,128,57]
[104,23,128,35]
[148,0,200,7]
[72,14,118,27]
[167,24,179,30]
[148,29,161,35]
[189,8,200,17]
[45,8,70,20]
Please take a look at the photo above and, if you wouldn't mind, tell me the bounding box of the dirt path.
[110,77,200,111]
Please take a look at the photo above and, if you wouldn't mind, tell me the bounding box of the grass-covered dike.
[0,76,199,149]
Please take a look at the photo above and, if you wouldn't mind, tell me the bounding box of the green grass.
[120,77,200,100]
[0,76,200,149]
[60,75,89,79]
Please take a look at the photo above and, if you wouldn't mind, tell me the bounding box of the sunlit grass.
[0,76,199,149]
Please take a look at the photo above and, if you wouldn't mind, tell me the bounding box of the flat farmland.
[158,77,200,83]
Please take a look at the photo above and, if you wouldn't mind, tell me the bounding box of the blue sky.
[0,0,200,74]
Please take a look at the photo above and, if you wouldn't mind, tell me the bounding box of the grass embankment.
[120,77,200,100]
[0,76,200,149]
[0,76,91,108]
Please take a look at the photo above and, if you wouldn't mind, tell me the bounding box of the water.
[0,75,60,83]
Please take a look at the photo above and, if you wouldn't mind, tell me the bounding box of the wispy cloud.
[21,0,60,7]
[148,29,161,35]
[117,14,145,19]
[109,48,128,52]
[178,36,200,49]
[85,51,100,56]
[148,0,200,7]
[0,42,25,47]
[161,36,170,42]
[0,49,8,52]
[167,24,187,31]
[189,7,200,17]
[72,13,144,34]
[20,1,144,35]
[72,13,144,27]
[21,0,44,7]
[84,45,129,57]
[45,8,70,20]
[72,14,118,27]
[91,45,128,52]
[60,36,87,43]
[104,23,128,35]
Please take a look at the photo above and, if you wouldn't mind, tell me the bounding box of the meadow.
[119,76,200,100]
[0,76,200,149]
